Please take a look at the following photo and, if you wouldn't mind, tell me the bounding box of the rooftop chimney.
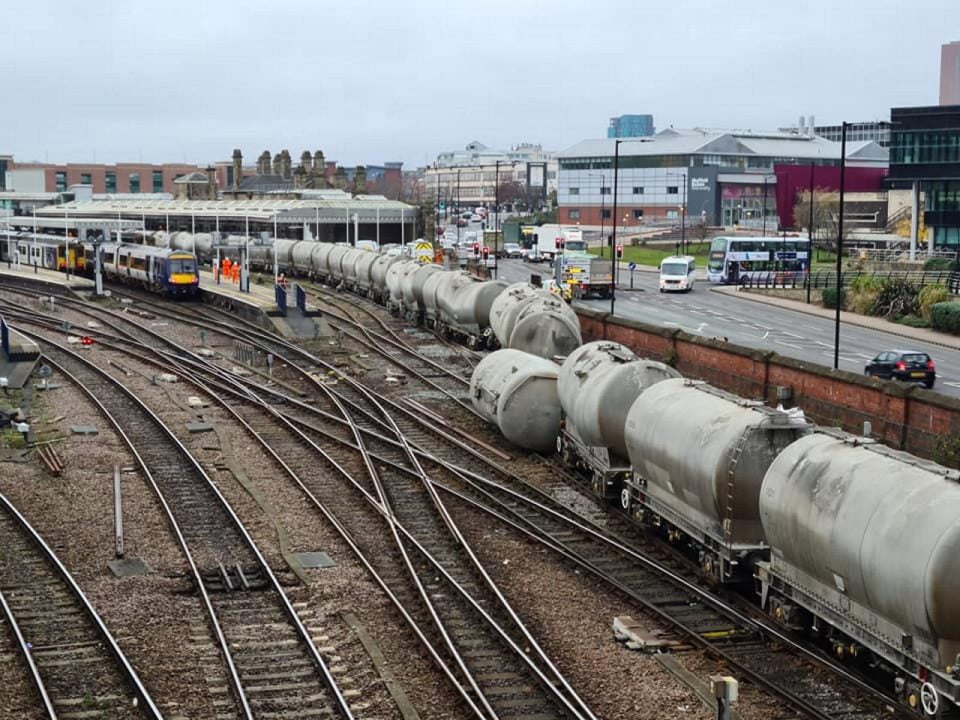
[231,148,242,189]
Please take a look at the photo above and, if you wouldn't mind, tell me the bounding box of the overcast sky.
[5,0,957,169]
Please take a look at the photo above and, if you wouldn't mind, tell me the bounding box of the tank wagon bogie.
[623,378,810,582]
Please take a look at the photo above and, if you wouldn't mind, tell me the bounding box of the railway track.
[19,332,354,720]
[0,490,163,719]
[1,285,910,717]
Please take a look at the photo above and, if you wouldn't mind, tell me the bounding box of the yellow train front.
[99,242,200,298]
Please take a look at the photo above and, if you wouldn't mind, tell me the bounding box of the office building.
[941,41,960,106]
[889,104,960,251]
[557,127,888,230]
[607,114,655,139]
[424,141,557,210]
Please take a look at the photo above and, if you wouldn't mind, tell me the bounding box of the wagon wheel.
[920,682,938,717]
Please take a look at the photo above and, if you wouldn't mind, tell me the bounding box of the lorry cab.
[659,255,696,293]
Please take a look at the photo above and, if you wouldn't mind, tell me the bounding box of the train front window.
[169,259,197,274]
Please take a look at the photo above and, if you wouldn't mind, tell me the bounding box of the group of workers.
[217,256,241,284]
[213,255,290,290]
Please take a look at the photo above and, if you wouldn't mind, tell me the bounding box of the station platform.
[198,269,280,312]
[0,264,94,292]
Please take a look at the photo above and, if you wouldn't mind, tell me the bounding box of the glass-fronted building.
[889,105,960,250]
[607,114,655,138]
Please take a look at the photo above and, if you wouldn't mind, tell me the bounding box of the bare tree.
[792,188,853,254]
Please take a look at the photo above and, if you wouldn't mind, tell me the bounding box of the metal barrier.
[296,284,306,313]
[275,284,287,317]
[738,270,960,294]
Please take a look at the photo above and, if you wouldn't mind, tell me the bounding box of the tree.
[792,188,854,254]
[693,220,710,244]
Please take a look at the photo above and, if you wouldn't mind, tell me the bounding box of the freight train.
[153,233,581,359]
[471,341,960,717]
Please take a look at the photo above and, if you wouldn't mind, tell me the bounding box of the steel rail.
[0,494,165,719]
[15,329,354,720]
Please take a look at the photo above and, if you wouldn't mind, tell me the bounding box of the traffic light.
[473,243,480,257]
[555,237,561,250]
[616,245,623,259]
[481,246,490,260]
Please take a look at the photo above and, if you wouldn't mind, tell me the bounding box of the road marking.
[755,323,773,330]
[775,340,803,349]
[760,332,770,340]
[943,381,960,389]
[780,330,803,339]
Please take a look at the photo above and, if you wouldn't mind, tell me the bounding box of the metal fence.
[738,270,960,294]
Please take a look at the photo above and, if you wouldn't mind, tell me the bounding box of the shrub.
[918,284,949,320]
[821,286,845,309]
[869,278,919,318]
[934,435,960,469]
[924,257,954,270]
[847,275,884,314]
[930,302,960,334]
[894,314,930,328]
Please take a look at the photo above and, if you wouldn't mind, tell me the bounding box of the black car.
[864,350,936,388]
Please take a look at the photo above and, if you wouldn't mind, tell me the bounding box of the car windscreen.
[902,353,929,364]
[660,263,688,276]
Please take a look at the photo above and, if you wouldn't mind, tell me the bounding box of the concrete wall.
[576,307,960,464]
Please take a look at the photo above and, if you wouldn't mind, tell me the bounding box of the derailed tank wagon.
[557,341,679,499]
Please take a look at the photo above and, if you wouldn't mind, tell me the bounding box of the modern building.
[607,114,655,139]
[941,41,960,106]
[889,104,960,253]
[782,116,893,147]
[424,141,558,210]
[556,127,888,231]
[3,157,207,195]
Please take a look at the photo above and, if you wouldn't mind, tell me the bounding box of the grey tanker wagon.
[758,431,960,714]
[557,341,679,497]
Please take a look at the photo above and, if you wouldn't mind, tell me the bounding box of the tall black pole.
[833,122,848,370]
[611,140,621,316]
[435,169,441,244]
[762,177,768,237]
[600,174,606,258]
[807,162,815,304]
[680,178,686,255]
[494,160,500,279]
[456,169,461,249]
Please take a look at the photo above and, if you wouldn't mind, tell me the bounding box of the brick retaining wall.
[576,307,960,464]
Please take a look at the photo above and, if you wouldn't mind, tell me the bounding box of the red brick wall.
[559,205,678,226]
[577,308,960,464]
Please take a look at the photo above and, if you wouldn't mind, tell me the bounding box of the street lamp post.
[610,140,622,316]
[833,122,849,371]
[807,162,815,304]
[493,159,516,280]
[456,169,462,249]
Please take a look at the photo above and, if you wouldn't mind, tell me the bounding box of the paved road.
[491,258,960,399]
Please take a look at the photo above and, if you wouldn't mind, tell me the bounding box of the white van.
[659,255,696,293]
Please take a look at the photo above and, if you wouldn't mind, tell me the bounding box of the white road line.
[775,340,803,349]
[780,330,803,339]
[943,381,960,389]
[755,324,773,330]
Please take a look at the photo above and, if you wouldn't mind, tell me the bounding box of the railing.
[737,269,960,294]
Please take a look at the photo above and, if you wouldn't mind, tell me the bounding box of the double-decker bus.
[707,236,809,284]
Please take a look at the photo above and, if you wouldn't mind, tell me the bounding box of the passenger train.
[1,234,200,298]
[471,341,960,718]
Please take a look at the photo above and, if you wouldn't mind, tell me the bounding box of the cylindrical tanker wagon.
[469,349,561,453]
[557,341,680,498]
[757,431,960,714]
[489,282,581,359]
[623,378,810,581]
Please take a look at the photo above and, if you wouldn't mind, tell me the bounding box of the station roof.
[0,215,143,230]
[35,196,417,224]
